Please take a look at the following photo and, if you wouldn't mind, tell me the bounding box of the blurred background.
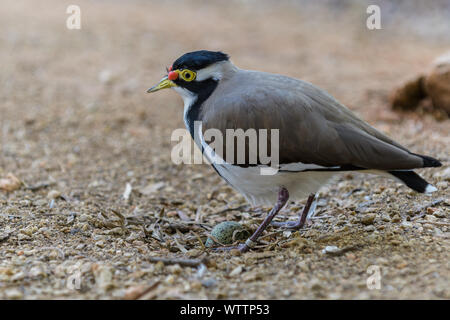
[0,0,449,299]
[1,0,449,188]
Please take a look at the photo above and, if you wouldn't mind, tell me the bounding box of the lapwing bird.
[148,50,442,252]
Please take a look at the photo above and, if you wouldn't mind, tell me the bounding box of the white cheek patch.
[195,62,226,81]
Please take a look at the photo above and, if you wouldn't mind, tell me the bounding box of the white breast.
[193,122,336,206]
[173,87,197,127]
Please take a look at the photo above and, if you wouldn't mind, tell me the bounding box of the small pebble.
[201,278,217,288]
[361,214,376,225]
[95,241,105,248]
[230,249,241,256]
[434,167,450,181]
[124,285,147,300]
[165,275,176,285]
[34,199,48,206]
[309,280,323,291]
[5,288,23,299]
[29,266,46,278]
[322,246,340,254]
[17,233,30,241]
[433,209,446,218]
[11,272,26,281]
[436,181,447,189]
[229,265,243,277]
[190,280,202,290]
[47,190,61,200]
[167,264,182,275]
[426,207,437,214]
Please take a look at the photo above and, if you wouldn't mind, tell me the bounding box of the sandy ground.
[0,0,449,299]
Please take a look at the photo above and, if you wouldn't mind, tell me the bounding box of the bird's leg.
[213,187,290,253]
[271,193,316,230]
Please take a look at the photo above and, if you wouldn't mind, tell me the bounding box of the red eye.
[168,71,178,80]
[168,66,173,71]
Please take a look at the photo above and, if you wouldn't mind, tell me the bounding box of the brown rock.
[391,52,450,116]
[391,76,427,111]
[425,52,450,114]
[361,214,376,225]
[0,173,22,192]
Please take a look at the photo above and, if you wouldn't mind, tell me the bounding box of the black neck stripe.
[184,79,218,137]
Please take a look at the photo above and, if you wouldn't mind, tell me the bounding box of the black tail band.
[388,170,430,193]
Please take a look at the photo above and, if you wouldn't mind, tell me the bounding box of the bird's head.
[147,50,231,98]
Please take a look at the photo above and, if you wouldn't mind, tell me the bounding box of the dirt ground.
[0,0,449,299]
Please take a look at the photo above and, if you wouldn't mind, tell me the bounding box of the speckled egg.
[205,221,250,247]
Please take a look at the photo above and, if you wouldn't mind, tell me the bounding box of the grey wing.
[201,71,424,170]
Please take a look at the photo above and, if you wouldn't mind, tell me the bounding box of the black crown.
[172,50,229,70]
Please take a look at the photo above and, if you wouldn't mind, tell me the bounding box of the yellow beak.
[147,76,176,93]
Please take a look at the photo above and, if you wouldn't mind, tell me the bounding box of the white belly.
[213,163,336,206]
[190,121,336,206]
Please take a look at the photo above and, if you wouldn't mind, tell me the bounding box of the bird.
[147,50,442,252]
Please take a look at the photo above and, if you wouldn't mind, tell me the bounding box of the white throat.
[173,86,197,127]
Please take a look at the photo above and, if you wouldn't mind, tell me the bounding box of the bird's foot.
[212,187,291,254]
[271,193,316,230]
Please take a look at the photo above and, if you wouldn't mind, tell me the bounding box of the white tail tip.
[425,184,438,193]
